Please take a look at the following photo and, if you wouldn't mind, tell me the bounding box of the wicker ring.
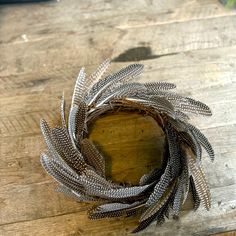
[40,59,214,233]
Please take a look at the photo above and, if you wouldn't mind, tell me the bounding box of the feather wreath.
[40,59,214,233]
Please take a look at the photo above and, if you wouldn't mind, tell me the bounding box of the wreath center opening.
[87,111,165,185]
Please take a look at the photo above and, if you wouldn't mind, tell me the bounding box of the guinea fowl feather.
[80,138,106,177]
[89,201,145,219]
[40,153,84,192]
[71,67,86,106]
[190,176,201,210]
[141,180,176,222]
[179,131,202,162]
[96,82,147,106]
[185,148,211,210]
[139,168,163,186]
[146,124,181,206]
[56,185,98,202]
[51,127,86,172]
[126,96,176,118]
[87,64,144,105]
[85,58,111,93]
[186,123,215,161]
[60,92,66,128]
[144,82,176,91]
[68,101,87,148]
[172,178,184,216]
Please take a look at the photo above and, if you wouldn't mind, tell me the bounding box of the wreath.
[40,59,214,233]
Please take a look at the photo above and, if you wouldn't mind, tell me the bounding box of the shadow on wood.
[88,111,165,185]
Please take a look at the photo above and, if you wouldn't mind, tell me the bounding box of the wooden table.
[0,0,236,235]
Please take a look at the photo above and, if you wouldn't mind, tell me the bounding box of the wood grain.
[214,231,236,236]
[0,0,236,235]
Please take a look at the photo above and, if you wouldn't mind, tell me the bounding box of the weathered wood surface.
[0,0,236,235]
[215,231,236,236]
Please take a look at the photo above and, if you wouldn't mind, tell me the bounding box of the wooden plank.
[0,210,138,236]
[214,231,236,236]
[1,44,236,95]
[1,0,235,44]
[0,184,235,236]
[0,12,236,79]
[0,181,90,225]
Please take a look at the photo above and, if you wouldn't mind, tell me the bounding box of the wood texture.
[214,231,236,236]
[0,0,236,235]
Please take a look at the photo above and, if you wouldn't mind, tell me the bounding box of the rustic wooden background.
[0,0,236,235]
